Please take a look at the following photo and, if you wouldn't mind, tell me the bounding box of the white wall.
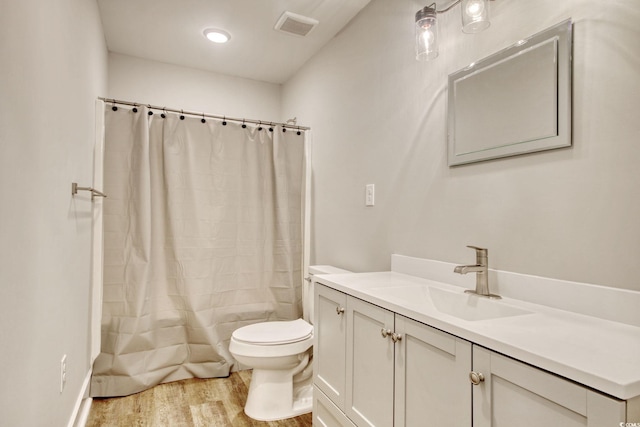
[0,0,108,425]
[108,53,283,122]
[283,0,640,291]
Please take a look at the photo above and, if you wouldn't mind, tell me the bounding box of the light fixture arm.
[436,0,463,14]
[433,0,494,14]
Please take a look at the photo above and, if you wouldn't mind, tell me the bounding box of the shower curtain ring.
[147,105,153,116]
[258,121,263,131]
[161,107,166,119]
[269,122,274,132]
[111,100,118,111]
[132,104,138,113]
[201,112,206,124]
[297,126,301,136]
[180,109,185,120]
[242,119,246,129]
[222,116,227,126]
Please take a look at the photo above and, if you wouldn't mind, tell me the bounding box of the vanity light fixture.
[416,0,492,61]
[203,28,231,44]
[415,5,439,61]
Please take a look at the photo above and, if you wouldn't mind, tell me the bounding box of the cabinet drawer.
[314,388,357,427]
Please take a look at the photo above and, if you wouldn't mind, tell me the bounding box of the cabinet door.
[394,315,472,427]
[314,285,348,409]
[346,297,395,427]
[472,346,626,427]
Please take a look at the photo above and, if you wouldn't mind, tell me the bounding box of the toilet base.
[244,365,313,421]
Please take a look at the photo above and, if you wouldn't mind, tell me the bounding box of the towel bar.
[71,182,107,200]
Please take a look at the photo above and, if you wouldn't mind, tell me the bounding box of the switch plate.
[365,184,375,206]
[60,354,67,393]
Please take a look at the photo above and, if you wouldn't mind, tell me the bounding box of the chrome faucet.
[454,246,500,299]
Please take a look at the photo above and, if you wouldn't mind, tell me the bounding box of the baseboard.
[68,369,93,427]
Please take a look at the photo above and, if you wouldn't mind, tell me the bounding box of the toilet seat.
[232,319,313,345]
[230,319,314,358]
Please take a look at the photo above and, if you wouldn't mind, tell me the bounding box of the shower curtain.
[91,105,306,397]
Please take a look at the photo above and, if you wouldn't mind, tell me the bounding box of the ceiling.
[97,0,371,85]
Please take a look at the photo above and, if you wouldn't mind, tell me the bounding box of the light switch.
[365,184,375,206]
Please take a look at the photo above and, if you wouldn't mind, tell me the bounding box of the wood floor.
[86,370,312,427]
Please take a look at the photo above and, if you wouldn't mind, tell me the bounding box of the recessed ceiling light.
[203,28,230,44]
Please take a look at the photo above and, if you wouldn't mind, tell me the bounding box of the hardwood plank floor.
[86,370,312,427]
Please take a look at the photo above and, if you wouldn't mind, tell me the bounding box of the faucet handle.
[466,245,488,264]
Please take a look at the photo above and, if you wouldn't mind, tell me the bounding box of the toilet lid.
[232,319,313,345]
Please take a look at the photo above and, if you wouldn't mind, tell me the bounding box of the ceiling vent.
[274,11,319,37]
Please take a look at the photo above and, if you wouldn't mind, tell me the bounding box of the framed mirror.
[447,19,572,166]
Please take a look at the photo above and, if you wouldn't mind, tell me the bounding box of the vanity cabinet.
[315,284,472,427]
[314,283,634,427]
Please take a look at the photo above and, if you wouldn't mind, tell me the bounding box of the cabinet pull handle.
[469,371,485,385]
[380,328,392,338]
[391,333,403,343]
[336,306,345,315]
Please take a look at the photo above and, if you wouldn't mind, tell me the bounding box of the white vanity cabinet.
[314,281,638,427]
[314,284,473,427]
[471,346,627,427]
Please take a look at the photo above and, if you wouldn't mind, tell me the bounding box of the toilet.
[229,265,350,421]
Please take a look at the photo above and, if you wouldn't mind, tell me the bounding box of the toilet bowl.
[229,265,351,421]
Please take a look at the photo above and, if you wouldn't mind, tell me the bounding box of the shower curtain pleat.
[91,106,305,397]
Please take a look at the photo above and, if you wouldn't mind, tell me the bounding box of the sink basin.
[369,285,533,321]
[427,287,532,321]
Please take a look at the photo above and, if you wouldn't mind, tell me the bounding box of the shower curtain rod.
[99,97,310,131]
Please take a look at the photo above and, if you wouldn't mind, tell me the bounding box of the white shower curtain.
[91,106,306,397]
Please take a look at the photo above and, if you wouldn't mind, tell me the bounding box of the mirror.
[447,19,572,166]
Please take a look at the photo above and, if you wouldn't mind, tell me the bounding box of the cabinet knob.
[380,328,392,338]
[469,371,485,385]
[391,333,403,343]
[336,306,345,315]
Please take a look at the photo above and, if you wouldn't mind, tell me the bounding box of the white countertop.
[314,270,640,400]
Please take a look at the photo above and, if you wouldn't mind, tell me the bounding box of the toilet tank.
[305,265,351,324]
